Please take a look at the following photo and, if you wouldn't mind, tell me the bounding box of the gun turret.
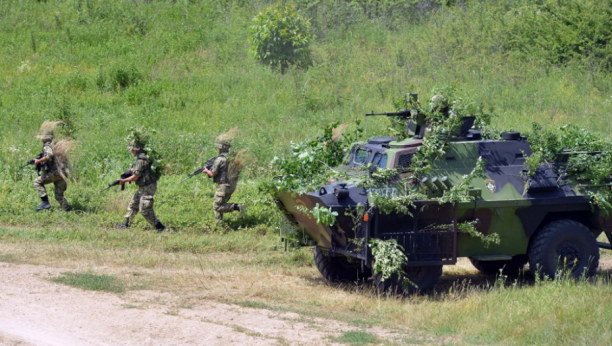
[366,93,427,139]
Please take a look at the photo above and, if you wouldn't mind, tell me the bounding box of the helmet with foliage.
[215,127,239,151]
[37,121,63,141]
[126,128,149,151]
[126,127,165,178]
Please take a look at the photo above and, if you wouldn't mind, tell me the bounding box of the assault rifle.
[100,169,133,193]
[21,153,44,175]
[179,156,217,184]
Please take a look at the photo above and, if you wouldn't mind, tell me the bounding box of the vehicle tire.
[529,219,599,279]
[313,246,370,283]
[469,255,528,277]
[373,265,442,295]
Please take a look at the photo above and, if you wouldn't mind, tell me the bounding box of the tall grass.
[2,0,611,227]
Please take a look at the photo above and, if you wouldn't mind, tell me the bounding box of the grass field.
[2,0,611,226]
[2,1,612,345]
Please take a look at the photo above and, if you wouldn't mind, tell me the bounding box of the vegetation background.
[1,0,612,344]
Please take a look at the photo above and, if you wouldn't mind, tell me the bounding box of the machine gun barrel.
[365,109,415,117]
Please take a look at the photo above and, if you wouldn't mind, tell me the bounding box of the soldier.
[115,140,166,232]
[429,94,447,114]
[202,130,245,223]
[32,121,72,211]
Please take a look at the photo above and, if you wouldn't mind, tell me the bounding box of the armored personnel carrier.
[274,94,612,293]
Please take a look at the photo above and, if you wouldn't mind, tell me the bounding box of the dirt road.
[0,262,405,346]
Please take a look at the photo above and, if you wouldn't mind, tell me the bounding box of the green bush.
[249,3,312,73]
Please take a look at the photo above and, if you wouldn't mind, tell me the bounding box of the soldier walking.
[203,129,245,223]
[115,134,166,232]
[32,121,72,211]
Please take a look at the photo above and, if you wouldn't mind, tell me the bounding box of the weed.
[332,330,379,346]
[51,271,125,293]
[121,304,140,309]
[0,252,17,263]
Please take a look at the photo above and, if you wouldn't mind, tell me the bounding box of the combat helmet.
[215,127,239,152]
[127,140,143,151]
[37,121,63,142]
[126,128,149,151]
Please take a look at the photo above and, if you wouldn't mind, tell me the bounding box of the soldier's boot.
[61,200,72,212]
[115,218,130,229]
[234,203,246,219]
[35,196,51,211]
[154,221,166,233]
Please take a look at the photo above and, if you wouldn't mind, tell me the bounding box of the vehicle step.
[598,241,612,251]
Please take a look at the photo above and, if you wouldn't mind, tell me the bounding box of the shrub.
[249,3,312,73]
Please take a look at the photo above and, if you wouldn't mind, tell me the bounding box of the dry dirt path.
[0,262,409,346]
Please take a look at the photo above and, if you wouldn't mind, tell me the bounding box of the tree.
[249,4,312,73]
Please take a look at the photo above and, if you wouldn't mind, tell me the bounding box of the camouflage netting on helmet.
[215,127,239,150]
[126,127,165,179]
[37,121,64,141]
[52,139,77,181]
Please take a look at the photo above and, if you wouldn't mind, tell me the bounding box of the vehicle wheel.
[529,219,599,279]
[374,265,442,295]
[313,246,370,283]
[469,255,528,277]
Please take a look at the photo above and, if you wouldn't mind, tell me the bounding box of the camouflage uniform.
[125,152,161,227]
[211,152,238,221]
[33,141,71,210]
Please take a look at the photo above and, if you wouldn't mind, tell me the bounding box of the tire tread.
[529,219,599,279]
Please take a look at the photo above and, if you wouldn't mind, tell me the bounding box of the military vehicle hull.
[275,133,612,292]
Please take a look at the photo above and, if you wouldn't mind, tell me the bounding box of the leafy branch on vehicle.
[369,238,416,290]
[523,122,612,213]
[261,121,363,194]
[297,203,338,226]
[393,86,496,179]
[458,220,501,248]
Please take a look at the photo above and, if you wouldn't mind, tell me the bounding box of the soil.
[0,263,406,346]
[2,253,607,345]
